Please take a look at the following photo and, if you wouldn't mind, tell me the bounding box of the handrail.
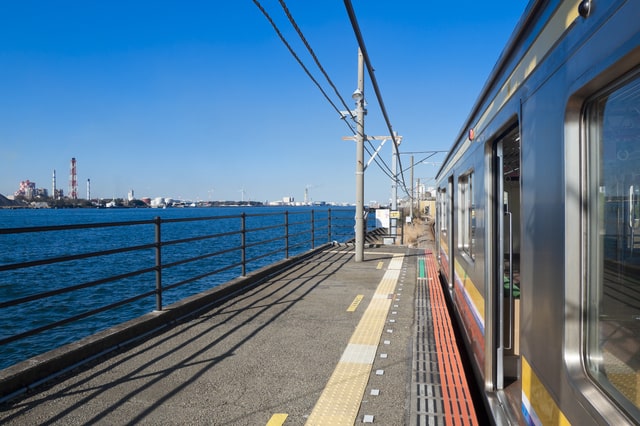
[0,207,363,370]
[0,241,158,272]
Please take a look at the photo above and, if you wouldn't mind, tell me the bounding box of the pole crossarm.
[342,135,403,172]
[365,135,402,171]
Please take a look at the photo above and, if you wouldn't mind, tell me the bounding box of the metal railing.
[0,208,361,369]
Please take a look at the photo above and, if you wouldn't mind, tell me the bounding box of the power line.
[254,0,399,190]
[401,151,447,173]
[252,0,357,135]
[254,1,395,177]
[342,0,409,196]
[277,0,356,123]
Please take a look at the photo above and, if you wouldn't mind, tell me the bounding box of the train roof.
[436,0,560,179]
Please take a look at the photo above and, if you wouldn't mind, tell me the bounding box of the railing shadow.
[0,208,362,375]
[0,248,353,424]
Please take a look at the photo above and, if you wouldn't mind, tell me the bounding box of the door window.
[586,73,640,412]
[458,171,475,260]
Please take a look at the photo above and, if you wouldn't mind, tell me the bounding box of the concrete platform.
[0,242,482,425]
[0,246,421,425]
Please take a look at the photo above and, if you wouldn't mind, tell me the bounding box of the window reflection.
[459,172,475,260]
[587,74,640,412]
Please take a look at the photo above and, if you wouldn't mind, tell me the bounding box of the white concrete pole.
[355,48,365,262]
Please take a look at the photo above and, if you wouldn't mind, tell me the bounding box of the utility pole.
[410,155,415,222]
[354,48,365,262]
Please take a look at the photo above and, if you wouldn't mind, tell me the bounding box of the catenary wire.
[252,0,357,136]
[277,0,356,123]
[277,0,397,181]
[343,0,410,196]
[401,151,447,173]
[254,1,401,193]
[255,0,396,181]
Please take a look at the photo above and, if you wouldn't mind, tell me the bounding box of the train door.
[447,176,455,286]
[492,124,521,390]
[436,182,454,286]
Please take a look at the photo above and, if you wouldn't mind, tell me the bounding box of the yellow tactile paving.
[306,362,371,425]
[346,294,364,312]
[350,301,390,345]
[266,413,288,426]
[306,254,404,426]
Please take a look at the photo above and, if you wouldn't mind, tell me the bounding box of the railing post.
[241,213,246,276]
[284,211,289,258]
[328,208,332,243]
[311,209,315,249]
[154,216,162,311]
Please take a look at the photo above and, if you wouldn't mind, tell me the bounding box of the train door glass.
[494,125,521,390]
[586,73,640,413]
[458,171,476,260]
[448,177,455,286]
[437,187,452,284]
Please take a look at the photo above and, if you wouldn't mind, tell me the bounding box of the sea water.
[0,206,358,370]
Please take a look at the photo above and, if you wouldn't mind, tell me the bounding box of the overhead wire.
[252,0,357,136]
[276,0,396,180]
[276,0,356,123]
[342,0,410,196]
[400,151,447,173]
[253,0,400,190]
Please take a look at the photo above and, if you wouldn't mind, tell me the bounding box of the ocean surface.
[0,206,361,370]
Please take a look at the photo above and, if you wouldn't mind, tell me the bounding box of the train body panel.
[435,0,640,424]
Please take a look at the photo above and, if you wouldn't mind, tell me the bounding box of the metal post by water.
[328,208,332,242]
[284,211,289,258]
[311,209,315,248]
[355,47,365,262]
[241,213,246,276]
[154,216,162,311]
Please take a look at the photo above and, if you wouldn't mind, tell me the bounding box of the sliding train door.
[492,125,521,390]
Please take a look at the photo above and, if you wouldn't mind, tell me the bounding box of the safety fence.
[0,208,369,370]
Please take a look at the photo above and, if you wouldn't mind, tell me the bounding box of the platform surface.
[0,244,480,425]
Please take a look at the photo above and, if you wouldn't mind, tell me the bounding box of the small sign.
[390,210,400,219]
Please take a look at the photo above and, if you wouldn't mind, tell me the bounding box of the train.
[433,0,640,424]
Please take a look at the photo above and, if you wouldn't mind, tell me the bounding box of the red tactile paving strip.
[424,250,478,426]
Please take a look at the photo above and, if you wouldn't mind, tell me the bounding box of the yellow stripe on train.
[454,259,485,327]
[522,356,570,425]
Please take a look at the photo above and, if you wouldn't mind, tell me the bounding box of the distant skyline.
[1,1,527,204]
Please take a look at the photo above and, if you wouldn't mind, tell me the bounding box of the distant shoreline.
[0,202,356,210]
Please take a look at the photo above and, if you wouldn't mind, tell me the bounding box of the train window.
[458,172,475,260]
[438,187,447,238]
[585,73,640,412]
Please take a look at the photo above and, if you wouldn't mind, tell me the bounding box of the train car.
[434,0,640,424]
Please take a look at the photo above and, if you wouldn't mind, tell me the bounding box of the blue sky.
[0,1,527,204]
